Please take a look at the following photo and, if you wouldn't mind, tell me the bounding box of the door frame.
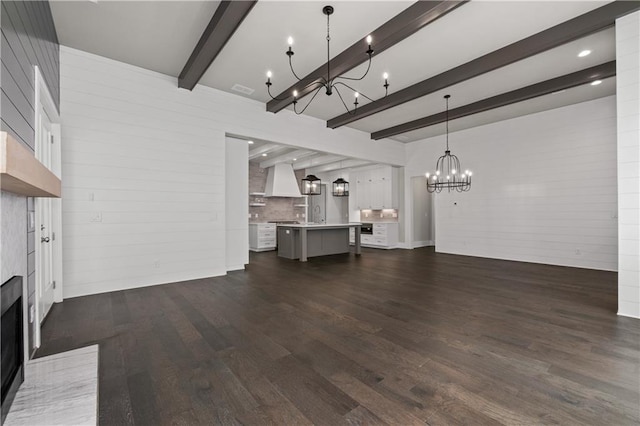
[34,65,62,348]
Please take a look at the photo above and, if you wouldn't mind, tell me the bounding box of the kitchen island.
[277,223,361,262]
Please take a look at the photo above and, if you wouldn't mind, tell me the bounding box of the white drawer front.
[258,238,276,247]
[374,237,388,245]
[259,224,276,230]
[361,235,374,244]
[259,230,276,238]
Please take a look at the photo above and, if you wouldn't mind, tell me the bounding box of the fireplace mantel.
[0,132,61,198]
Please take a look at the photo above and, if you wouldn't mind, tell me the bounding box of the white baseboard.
[226,264,246,272]
[397,240,435,249]
[618,312,640,320]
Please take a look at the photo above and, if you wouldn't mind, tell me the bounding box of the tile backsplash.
[249,162,306,223]
[359,209,398,222]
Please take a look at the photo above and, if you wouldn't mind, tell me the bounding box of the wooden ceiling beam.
[329,1,639,129]
[371,61,616,140]
[178,1,257,90]
[265,1,467,113]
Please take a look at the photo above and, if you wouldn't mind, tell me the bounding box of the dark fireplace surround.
[1,276,24,424]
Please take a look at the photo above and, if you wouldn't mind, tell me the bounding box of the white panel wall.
[60,55,227,298]
[616,11,640,319]
[225,137,249,271]
[405,96,618,270]
[60,47,403,297]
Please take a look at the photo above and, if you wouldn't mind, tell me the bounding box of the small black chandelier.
[332,178,349,196]
[266,5,389,115]
[301,174,321,195]
[426,95,472,193]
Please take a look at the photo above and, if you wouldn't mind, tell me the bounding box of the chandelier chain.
[445,95,450,151]
[326,12,331,85]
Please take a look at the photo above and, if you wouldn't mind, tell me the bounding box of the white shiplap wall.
[616,12,640,319]
[60,54,226,297]
[60,47,404,298]
[405,96,618,271]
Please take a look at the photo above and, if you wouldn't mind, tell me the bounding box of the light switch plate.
[90,212,102,222]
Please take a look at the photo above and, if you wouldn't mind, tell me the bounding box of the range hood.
[264,163,302,198]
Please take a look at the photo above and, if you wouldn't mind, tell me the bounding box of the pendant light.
[426,95,472,193]
[332,178,349,196]
[301,174,321,195]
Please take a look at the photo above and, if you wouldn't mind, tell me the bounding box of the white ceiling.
[50,0,618,153]
[50,0,220,77]
[231,134,375,174]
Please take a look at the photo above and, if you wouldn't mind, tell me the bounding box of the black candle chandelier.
[426,95,472,193]
[265,5,389,115]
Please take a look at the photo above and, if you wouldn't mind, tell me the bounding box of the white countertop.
[277,222,361,229]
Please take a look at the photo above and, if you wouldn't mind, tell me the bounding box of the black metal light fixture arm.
[264,5,390,115]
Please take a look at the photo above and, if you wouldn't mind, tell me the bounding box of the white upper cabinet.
[353,166,398,210]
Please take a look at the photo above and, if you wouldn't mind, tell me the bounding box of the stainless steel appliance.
[361,223,373,235]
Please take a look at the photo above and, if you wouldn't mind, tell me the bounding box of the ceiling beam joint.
[178,1,257,90]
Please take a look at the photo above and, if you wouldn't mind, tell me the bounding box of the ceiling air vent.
[231,84,255,95]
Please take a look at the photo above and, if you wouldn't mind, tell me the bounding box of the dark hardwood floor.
[38,247,639,425]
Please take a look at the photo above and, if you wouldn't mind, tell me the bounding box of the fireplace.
[1,276,24,424]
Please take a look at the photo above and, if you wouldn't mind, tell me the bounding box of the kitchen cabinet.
[350,223,398,249]
[249,223,276,252]
[353,166,398,210]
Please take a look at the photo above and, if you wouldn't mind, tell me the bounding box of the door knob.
[41,237,50,243]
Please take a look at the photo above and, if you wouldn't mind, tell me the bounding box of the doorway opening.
[411,176,435,248]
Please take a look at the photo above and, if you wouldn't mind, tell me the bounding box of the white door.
[36,110,55,322]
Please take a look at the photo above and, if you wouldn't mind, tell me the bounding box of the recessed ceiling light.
[247,140,254,144]
[591,80,602,86]
[262,153,268,157]
[292,158,297,161]
[578,49,592,58]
